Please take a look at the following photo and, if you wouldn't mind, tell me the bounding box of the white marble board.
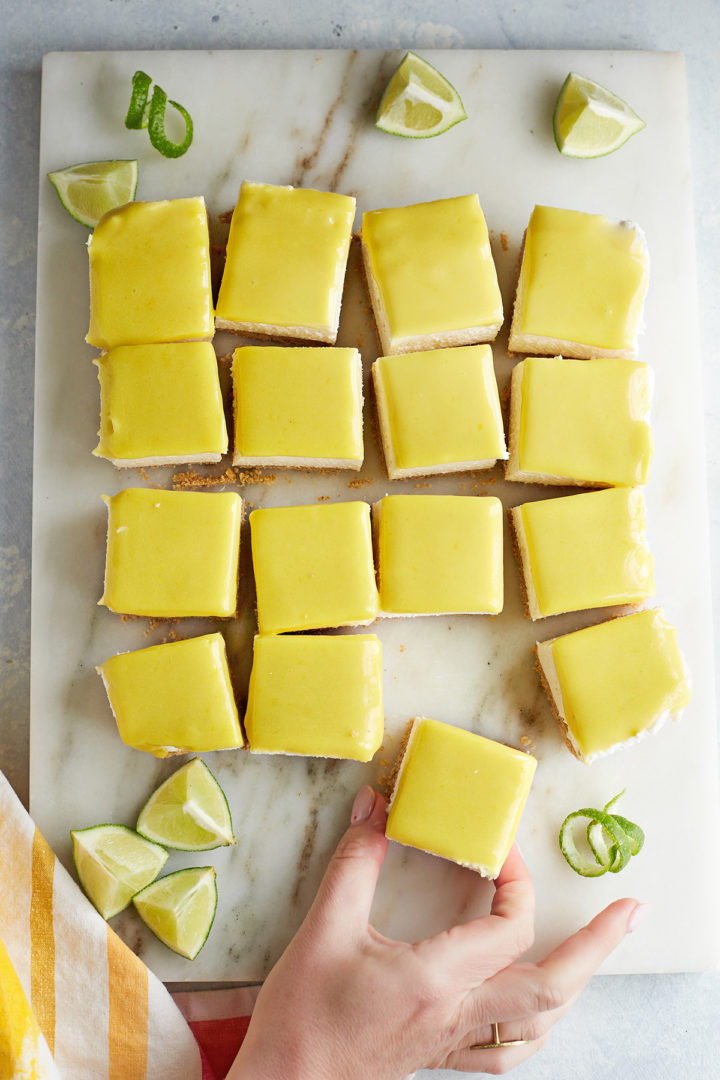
[31,49,719,981]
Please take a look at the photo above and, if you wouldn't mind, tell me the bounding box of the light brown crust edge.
[507,508,533,622]
[533,646,584,762]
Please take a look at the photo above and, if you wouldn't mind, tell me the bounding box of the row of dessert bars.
[100,491,503,625]
[86,189,649,358]
[91,340,654,489]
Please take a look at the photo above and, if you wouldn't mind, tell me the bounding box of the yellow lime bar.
[250,501,379,635]
[87,197,214,349]
[100,487,242,617]
[386,717,536,878]
[94,342,227,466]
[232,345,363,468]
[361,195,503,355]
[511,487,655,619]
[536,608,692,763]
[509,205,648,359]
[375,494,503,615]
[98,633,244,757]
[215,182,355,343]
[506,356,653,487]
[372,344,506,478]
[245,634,383,761]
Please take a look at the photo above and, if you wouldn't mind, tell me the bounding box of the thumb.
[307,786,389,939]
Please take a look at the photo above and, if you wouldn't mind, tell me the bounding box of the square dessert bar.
[372,344,507,479]
[245,634,383,761]
[215,182,356,343]
[250,501,379,634]
[93,342,227,467]
[98,633,244,758]
[100,487,242,618]
[386,717,536,878]
[536,608,691,763]
[506,356,653,487]
[232,345,363,469]
[87,197,214,349]
[361,194,503,356]
[374,495,503,615]
[508,205,649,360]
[510,487,655,620]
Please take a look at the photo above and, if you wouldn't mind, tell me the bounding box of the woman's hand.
[228,786,648,1079]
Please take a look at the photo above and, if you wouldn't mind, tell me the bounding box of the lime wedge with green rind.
[375,52,467,139]
[133,866,217,960]
[47,159,138,228]
[553,72,645,158]
[137,758,236,851]
[71,824,168,919]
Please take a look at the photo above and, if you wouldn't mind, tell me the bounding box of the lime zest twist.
[558,789,644,877]
[125,70,193,158]
[125,70,153,129]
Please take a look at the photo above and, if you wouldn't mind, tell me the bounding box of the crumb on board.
[399,644,406,653]
[500,231,509,251]
[413,481,431,489]
[317,494,331,501]
[218,209,234,224]
[172,467,277,489]
[348,476,372,488]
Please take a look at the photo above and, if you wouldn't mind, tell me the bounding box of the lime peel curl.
[559,790,644,877]
[125,70,193,158]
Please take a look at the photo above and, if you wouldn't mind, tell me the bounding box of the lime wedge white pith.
[553,73,645,158]
[47,159,139,227]
[136,758,236,851]
[133,866,217,959]
[375,52,467,139]
[71,824,168,919]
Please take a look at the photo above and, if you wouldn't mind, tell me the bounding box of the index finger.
[418,844,535,985]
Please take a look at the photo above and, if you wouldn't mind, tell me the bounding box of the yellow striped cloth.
[0,770,204,1079]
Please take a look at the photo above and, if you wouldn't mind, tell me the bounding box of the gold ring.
[470,1022,528,1050]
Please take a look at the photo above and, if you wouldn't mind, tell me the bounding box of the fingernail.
[626,903,651,934]
[351,785,376,824]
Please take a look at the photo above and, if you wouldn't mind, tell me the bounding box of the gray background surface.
[1,2,718,1077]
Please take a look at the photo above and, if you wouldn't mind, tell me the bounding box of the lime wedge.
[133,867,217,959]
[136,758,236,851]
[375,52,467,139]
[47,159,139,228]
[71,824,168,919]
[553,72,645,158]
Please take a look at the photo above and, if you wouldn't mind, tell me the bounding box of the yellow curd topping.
[550,608,692,759]
[362,195,503,341]
[98,634,244,757]
[250,501,379,634]
[245,634,383,761]
[386,718,536,877]
[514,205,648,352]
[87,197,214,349]
[100,487,242,617]
[215,182,355,332]
[374,345,506,470]
[232,346,363,462]
[377,495,503,614]
[517,356,653,486]
[94,342,227,462]
[518,487,655,617]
